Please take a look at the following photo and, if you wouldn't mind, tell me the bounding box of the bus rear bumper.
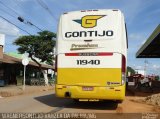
[55,84,125,100]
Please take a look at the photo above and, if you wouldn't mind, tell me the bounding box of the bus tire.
[73,99,79,103]
[116,100,123,103]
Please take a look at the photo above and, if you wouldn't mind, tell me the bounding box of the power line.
[27,21,43,31]
[14,0,23,8]
[36,0,57,21]
[0,15,32,35]
[0,1,43,32]
[0,1,20,16]
[16,0,43,31]
[18,16,43,31]
[0,7,16,19]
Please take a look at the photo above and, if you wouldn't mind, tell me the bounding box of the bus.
[55,9,127,102]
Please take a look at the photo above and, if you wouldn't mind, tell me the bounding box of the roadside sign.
[22,55,29,90]
[22,58,29,66]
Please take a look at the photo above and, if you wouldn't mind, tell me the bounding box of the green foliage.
[13,30,56,66]
[127,66,135,76]
[155,76,159,81]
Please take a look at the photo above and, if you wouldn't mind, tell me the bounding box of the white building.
[0,34,5,59]
[135,69,145,75]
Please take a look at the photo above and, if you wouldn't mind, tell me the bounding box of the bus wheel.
[116,100,123,103]
[73,99,79,103]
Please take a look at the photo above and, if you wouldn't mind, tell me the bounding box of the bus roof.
[63,9,121,14]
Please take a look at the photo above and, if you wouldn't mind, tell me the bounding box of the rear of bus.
[55,9,127,101]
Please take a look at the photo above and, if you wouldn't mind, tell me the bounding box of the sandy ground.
[0,90,159,119]
[0,90,159,113]
[0,85,54,97]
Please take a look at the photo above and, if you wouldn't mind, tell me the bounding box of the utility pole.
[144,59,148,77]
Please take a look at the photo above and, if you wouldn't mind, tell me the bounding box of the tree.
[14,30,56,85]
[127,66,136,76]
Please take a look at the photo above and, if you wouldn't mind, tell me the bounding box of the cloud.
[122,0,154,24]
[129,33,145,41]
[152,64,160,69]
[135,65,143,70]
[0,18,20,36]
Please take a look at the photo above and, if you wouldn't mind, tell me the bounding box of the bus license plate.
[82,87,94,91]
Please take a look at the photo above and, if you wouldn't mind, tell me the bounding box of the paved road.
[0,90,159,114]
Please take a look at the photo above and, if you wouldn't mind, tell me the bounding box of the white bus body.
[55,9,127,101]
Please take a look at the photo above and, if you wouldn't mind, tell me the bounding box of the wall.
[0,46,3,59]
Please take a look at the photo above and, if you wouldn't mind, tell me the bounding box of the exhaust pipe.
[65,92,71,97]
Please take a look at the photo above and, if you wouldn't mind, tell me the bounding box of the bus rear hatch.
[57,52,124,87]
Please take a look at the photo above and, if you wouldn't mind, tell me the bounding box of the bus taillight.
[121,55,126,85]
[55,55,57,72]
[122,55,126,73]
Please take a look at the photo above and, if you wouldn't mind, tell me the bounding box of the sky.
[0,0,160,75]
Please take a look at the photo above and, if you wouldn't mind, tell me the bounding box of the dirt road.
[0,90,159,118]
